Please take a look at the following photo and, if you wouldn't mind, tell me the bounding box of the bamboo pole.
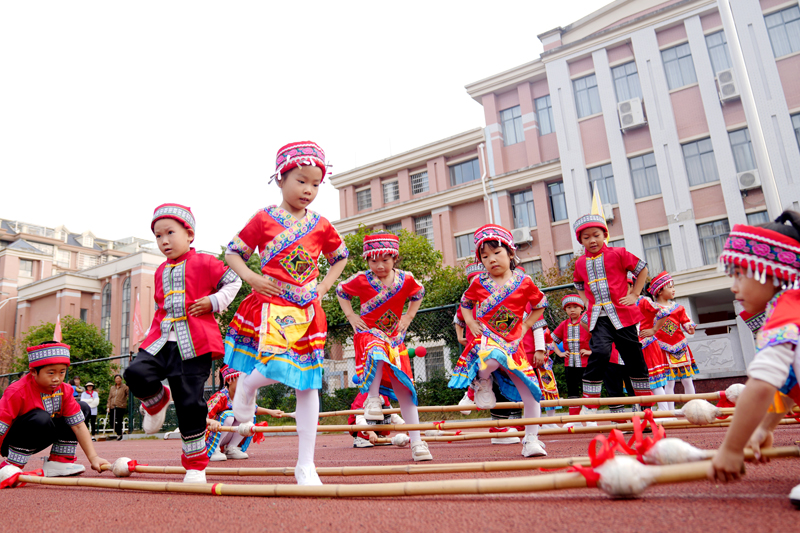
[18,446,800,498]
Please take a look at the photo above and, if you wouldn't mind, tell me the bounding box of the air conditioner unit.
[737,169,761,191]
[717,68,740,103]
[618,97,646,131]
[511,227,533,244]
[603,203,615,221]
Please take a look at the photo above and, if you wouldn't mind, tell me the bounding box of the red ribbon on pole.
[0,468,43,489]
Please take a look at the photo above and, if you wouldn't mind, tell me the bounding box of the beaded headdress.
[561,294,585,309]
[270,141,327,183]
[220,365,242,385]
[719,223,800,288]
[151,203,195,233]
[362,233,400,259]
[573,214,608,243]
[27,342,71,369]
[649,271,673,297]
[473,224,516,261]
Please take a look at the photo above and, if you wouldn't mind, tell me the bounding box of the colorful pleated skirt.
[352,330,417,405]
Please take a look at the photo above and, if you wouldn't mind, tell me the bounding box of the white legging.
[478,359,541,439]
[664,378,695,411]
[368,361,421,443]
[651,386,670,413]
[237,371,319,468]
[216,416,245,449]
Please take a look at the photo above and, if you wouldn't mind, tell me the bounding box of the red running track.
[3,425,799,533]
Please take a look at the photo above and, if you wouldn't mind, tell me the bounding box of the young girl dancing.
[448,225,548,457]
[649,272,698,409]
[223,141,349,485]
[635,280,671,412]
[709,210,800,507]
[336,233,431,461]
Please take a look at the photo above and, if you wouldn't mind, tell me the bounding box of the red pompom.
[415,346,427,358]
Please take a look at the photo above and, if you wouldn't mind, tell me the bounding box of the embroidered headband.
[719,223,800,287]
[27,342,71,369]
[220,365,242,385]
[561,294,585,309]
[649,271,673,297]
[474,224,516,261]
[151,203,195,233]
[270,141,328,184]
[465,262,486,279]
[362,233,400,259]
[573,214,608,243]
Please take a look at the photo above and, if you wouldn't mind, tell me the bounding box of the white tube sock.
[295,388,319,468]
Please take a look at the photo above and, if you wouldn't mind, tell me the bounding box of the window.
[55,249,70,268]
[765,5,800,58]
[414,215,433,244]
[121,278,131,356]
[705,31,732,74]
[642,231,676,274]
[425,347,445,377]
[661,43,697,90]
[609,238,626,248]
[792,113,800,150]
[449,158,481,186]
[520,259,543,277]
[587,164,618,205]
[101,283,111,341]
[455,234,476,258]
[683,138,719,186]
[548,182,568,222]
[557,253,574,272]
[384,222,402,234]
[535,95,554,135]
[29,242,54,255]
[411,171,429,194]
[729,128,756,173]
[382,180,399,204]
[356,188,372,211]
[747,211,770,226]
[500,105,524,146]
[511,190,536,228]
[19,259,33,276]
[698,219,731,265]
[78,253,98,269]
[629,153,661,198]
[80,308,88,322]
[573,74,602,118]
[612,61,642,102]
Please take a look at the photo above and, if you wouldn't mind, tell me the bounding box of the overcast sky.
[0,1,610,253]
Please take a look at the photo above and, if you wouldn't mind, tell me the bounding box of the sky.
[0,0,611,254]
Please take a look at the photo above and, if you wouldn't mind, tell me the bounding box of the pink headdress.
[270,141,328,184]
[473,224,516,261]
[649,272,673,298]
[719,223,800,288]
[220,365,242,385]
[362,233,400,259]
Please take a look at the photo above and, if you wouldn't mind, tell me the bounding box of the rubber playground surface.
[3,424,799,533]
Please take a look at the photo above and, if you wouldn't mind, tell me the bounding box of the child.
[80,382,100,441]
[572,214,653,416]
[649,272,698,408]
[454,262,485,414]
[708,210,800,507]
[0,342,110,485]
[551,294,591,424]
[524,311,560,429]
[224,142,349,486]
[448,224,549,457]
[124,203,242,484]
[634,282,671,413]
[206,365,284,462]
[336,232,431,461]
[347,392,406,448]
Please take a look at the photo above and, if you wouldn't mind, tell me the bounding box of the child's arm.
[398,299,422,334]
[72,422,110,473]
[461,306,483,338]
[189,268,243,317]
[748,408,787,461]
[641,316,668,338]
[256,407,284,418]
[620,267,648,306]
[318,257,348,299]
[207,418,222,432]
[337,295,368,331]
[455,324,467,346]
[225,253,282,297]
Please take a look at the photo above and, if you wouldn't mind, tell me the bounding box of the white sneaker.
[295,465,322,486]
[580,406,598,427]
[363,396,384,421]
[183,469,206,483]
[790,482,800,508]
[458,391,475,415]
[209,449,227,462]
[491,433,521,445]
[562,421,584,430]
[0,464,22,487]
[353,436,374,448]
[42,459,85,477]
[225,445,249,460]
[411,440,433,462]
[232,382,257,423]
[522,439,548,458]
[542,423,561,430]
[472,376,496,409]
[143,386,171,434]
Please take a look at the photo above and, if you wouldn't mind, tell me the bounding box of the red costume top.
[454,306,477,346]
[141,248,239,360]
[573,244,646,331]
[637,296,661,350]
[206,388,233,421]
[0,374,85,450]
[654,302,696,366]
[551,315,592,368]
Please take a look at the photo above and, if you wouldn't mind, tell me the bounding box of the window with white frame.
[609,238,625,248]
[573,74,602,118]
[662,43,697,90]
[642,231,675,273]
[101,283,111,341]
[511,190,536,229]
[548,181,568,222]
[501,105,524,146]
[746,211,770,226]
[384,222,402,234]
[629,153,661,199]
[698,219,730,265]
[414,214,433,244]
[705,31,732,74]
[19,259,33,276]
[29,242,54,255]
[121,277,131,355]
[557,253,574,272]
[455,233,476,258]
[356,188,372,211]
[587,163,618,205]
[78,253,98,269]
[729,128,756,173]
[55,249,70,268]
[520,259,543,277]
[792,113,800,150]
[683,138,719,186]
[382,180,399,204]
[410,171,429,194]
[612,61,642,102]
[425,347,445,376]
[449,158,481,186]
[765,5,800,58]
[535,95,554,135]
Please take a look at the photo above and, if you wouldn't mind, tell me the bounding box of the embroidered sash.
[258,302,316,355]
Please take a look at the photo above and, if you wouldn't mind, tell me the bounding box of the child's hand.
[398,314,414,334]
[708,447,746,483]
[747,428,774,463]
[346,314,368,332]
[91,456,111,474]
[556,352,567,359]
[580,349,592,356]
[618,295,637,306]
[468,323,483,338]
[640,328,656,337]
[317,281,331,299]
[207,419,221,432]
[250,275,282,297]
[188,297,213,317]
[686,325,696,335]
[368,431,379,444]
[533,350,546,367]
[268,409,284,418]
